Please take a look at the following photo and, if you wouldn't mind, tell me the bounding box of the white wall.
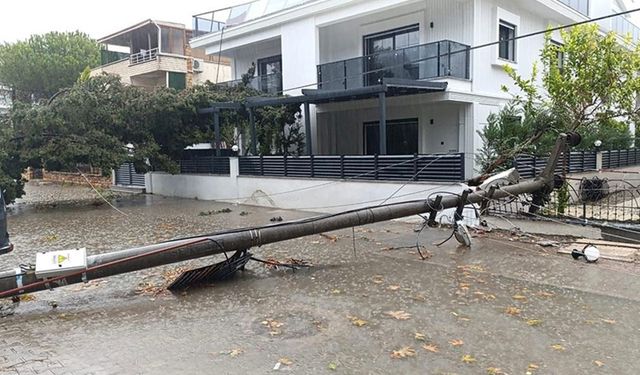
[147,169,469,216]
[316,99,462,155]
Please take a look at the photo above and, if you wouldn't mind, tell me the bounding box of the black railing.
[316,40,470,90]
[180,156,230,175]
[602,149,640,168]
[238,154,465,182]
[216,72,283,94]
[515,151,597,179]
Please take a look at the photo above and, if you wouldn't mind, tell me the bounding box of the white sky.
[2,0,640,44]
[0,0,245,43]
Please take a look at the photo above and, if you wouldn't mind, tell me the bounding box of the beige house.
[91,19,231,90]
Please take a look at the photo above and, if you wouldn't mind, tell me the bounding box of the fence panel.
[179,157,230,175]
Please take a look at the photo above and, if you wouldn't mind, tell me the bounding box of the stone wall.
[42,171,112,189]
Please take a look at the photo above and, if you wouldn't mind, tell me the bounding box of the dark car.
[0,189,12,255]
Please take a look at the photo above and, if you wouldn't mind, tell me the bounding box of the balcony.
[130,48,159,66]
[612,16,640,43]
[316,40,470,91]
[557,0,589,16]
[216,72,282,94]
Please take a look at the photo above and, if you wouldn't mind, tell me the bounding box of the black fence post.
[374,154,379,180]
[310,154,315,178]
[283,154,288,177]
[260,155,264,176]
[340,155,345,179]
[460,153,465,181]
[413,153,418,181]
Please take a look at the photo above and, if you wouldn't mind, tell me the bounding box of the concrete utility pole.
[0,134,580,299]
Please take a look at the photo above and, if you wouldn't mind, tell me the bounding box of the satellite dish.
[454,221,471,247]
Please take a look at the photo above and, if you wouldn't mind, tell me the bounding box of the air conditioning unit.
[192,59,204,73]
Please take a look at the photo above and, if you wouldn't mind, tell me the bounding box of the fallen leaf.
[347,315,368,327]
[550,344,565,351]
[414,332,426,341]
[372,275,384,284]
[219,348,244,358]
[526,319,543,326]
[319,233,338,242]
[528,363,539,370]
[422,343,439,353]
[387,285,401,291]
[279,357,293,366]
[331,289,341,294]
[536,291,555,297]
[594,360,605,367]
[19,294,36,302]
[505,306,521,316]
[411,294,427,302]
[391,346,416,359]
[385,310,411,320]
[261,318,284,335]
[327,362,338,371]
[487,367,505,375]
[461,354,476,364]
[601,318,616,324]
[512,294,528,301]
[449,339,464,347]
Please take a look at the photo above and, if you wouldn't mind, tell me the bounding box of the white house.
[190,0,640,178]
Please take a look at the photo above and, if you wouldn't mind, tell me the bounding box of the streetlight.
[594,139,602,152]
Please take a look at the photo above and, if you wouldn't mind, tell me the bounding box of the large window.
[257,55,283,94]
[498,20,516,62]
[363,25,420,85]
[364,119,419,155]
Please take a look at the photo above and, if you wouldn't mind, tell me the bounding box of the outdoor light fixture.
[594,139,603,152]
[231,145,239,152]
[571,244,600,263]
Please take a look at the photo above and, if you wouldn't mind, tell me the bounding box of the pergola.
[198,79,447,156]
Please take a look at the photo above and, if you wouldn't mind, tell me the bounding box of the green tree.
[476,24,640,177]
[0,31,100,102]
[0,115,24,203]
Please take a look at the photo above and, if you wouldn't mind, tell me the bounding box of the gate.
[115,163,145,187]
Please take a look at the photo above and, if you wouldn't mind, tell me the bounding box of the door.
[364,118,419,155]
[257,55,282,94]
[363,25,419,85]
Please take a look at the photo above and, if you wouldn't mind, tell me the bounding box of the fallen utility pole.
[0,133,579,299]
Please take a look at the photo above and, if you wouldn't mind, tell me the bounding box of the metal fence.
[179,157,230,175]
[515,151,597,179]
[115,163,146,187]
[238,154,465,182]
[487,184,640,223]
[602,149,640,169]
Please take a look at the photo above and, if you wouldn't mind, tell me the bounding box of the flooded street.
[2,185,640,374]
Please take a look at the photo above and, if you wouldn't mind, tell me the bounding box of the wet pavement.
[2,187,640,374]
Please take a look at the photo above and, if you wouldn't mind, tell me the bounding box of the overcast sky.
[0,0,245,43]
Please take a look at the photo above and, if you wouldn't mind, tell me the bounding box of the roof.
[244,79,448,107]
[98,19,187,45]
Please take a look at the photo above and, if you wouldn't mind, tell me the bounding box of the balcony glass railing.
[557,0,589,16]
[216,72,283,94]
[316,40,470,91]
[100,50,130,65]
[612,16,640,43]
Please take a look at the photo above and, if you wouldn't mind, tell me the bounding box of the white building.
[0,85,11,115]
[190,0,639,179]
[91,20,232,90]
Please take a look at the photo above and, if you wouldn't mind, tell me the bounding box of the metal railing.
[100,50,130,65]
[180,156,231,175]
[130,48,159,66]
[612,16,640,43]
[317,40,470,90]
[216,72,283,94]
[515,151,598,179]
[238,154,465,182]
[557,0,589,16]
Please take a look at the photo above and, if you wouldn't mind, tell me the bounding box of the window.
[551,41,564,71]
[364,119,419,155]
[498,20,516,62]
[363,25,420,85]
[257,55,282,94]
